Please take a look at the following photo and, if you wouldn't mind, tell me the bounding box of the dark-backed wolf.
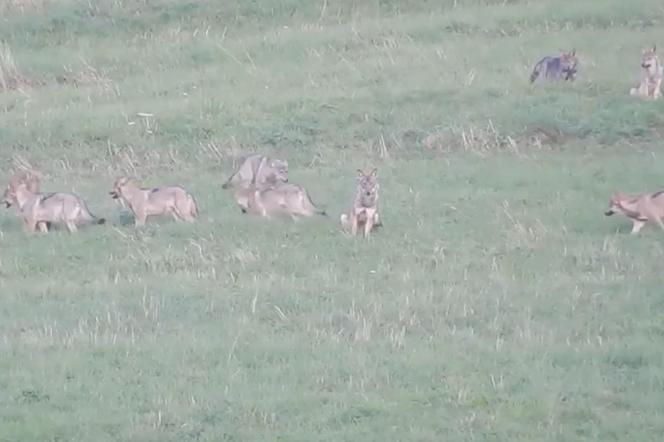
[529,50,578,83]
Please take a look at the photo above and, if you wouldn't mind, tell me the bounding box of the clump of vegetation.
[0,42,30,91]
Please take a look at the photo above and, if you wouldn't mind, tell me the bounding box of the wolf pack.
[1,154,382,238]
[1,45,663,237]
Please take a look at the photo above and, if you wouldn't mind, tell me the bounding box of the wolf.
[238,182,326,219]
[234,182,326,219]
[2,171,105,233]
[529,49,578,83]
[630,45,662,99]
[110,177,198,227]
[604,190,664,234]
[221,154,289,189]
[340,168,382,238]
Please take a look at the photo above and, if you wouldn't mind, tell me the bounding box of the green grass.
[1,0,664,440]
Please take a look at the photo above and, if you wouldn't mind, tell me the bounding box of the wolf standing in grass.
[604,191,664,234]
[2,171,105,233]
[529,49,578,83]
[110,177,198,227]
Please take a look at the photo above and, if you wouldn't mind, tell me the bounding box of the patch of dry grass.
[0,0,49,14]
[0,41,35,91]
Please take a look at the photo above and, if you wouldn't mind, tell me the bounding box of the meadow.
[1,0,664,440]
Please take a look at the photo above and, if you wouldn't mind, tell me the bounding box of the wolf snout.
[642,63,651,69]
[604,210,615,216]
[109,191,118,199]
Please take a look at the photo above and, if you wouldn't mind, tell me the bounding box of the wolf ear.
[356,169,365,177]
[369,168,377,177]
[653,44,657,53]
[569,48,576,56]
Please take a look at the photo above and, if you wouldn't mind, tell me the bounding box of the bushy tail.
[81,202,105,225]
[303,192,327,216]
[86,212,105,225]
[221,176,234,189]
[529,58,545,83]
[222,167,241,190]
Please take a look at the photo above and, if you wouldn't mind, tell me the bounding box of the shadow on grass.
[116,211,135,226]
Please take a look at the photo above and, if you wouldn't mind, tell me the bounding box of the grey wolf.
[110,177,198,227]
[221,154,289,189]
[340,168,382,238]
[2,171,105,233]
[604,190,664,234]
[529,49,578,83]
[234,182,326,219]
[630,45,662,99]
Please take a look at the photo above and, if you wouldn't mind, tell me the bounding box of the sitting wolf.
[630,45,662,99]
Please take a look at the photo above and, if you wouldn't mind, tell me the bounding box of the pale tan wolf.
[234,182,326,219]
[110,177,198,227]
[630,45,662,99]
[221,154,289,189]
[604,190,664,234]
[529,49,578,83]
[2,171,105,233]
[340,168,382,238]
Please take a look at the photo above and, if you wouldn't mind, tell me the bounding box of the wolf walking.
[605,190,664,234]
[110,177,198,227]
[2,171,105,233]
[530,49,578,83]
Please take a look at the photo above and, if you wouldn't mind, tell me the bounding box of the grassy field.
[1,0,664,440]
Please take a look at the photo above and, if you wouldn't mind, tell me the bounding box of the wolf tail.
[302,191,327,217]
[88,211,105,225]
[529,58,546,83]
[189,194,199,218]
[221,174,235,189]
[81,202,105,225]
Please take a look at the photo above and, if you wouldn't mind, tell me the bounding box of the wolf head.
[2,171,40,208]
[604,192,631,216]
[560,49,578,81]
[267,159,289,184]
[110,176,137,200]
[356,168,379,207]
[641,45,660,77]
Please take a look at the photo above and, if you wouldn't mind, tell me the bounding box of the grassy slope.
[1,0,664,440]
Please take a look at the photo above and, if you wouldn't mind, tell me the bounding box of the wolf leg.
[630,220,646,234]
